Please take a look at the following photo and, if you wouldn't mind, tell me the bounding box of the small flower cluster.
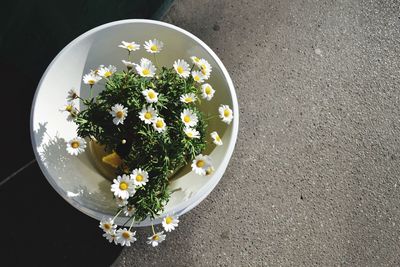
[60,38,233,247]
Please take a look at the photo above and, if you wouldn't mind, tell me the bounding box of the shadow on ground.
[0,163,122,266]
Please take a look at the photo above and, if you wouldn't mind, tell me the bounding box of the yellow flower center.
[194,76,200,82]
[165,216,173,224]
[152,235,159,241]
[104,223,111,230]
[88,79,95,85]
[116,111,124,118]
[122,232,130,239]
[127,44,133,50]
[136,175,143,182]
[104,71,112,77]
[187,132,193,138]
[71,141,80,148]
[196,160,205,168]
[201,64,207,70]
[193,57,200,62]
[142,69,150,76]
[205,86,212,95]
[66,105,73,112]
[216,135,221,142]
[148,91,156,99]
[185,97,193,103]
[156,120,164,128]
[177,66,184,74]
[201,69,207,75]
[144,112,152,120]
[150,45,158,52]
[183,115,191,123]
[119,182,128,190]
[224,109,231,117]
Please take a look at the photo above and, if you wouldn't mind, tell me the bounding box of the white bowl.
[30,19,238,226]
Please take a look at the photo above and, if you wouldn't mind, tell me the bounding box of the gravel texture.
[114,0,400,266]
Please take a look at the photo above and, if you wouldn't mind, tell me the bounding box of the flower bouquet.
[61,38,233,247]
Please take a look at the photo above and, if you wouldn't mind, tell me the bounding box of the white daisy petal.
[147,231,166,247]
[142,89,159,103]
[110,104,128,125]
[198,58,212,80]
[201,83,215,101]
[180,109,198,127]
[110,174,135,200]
[103,230,118,245]
[139,106,157,124]
[135,58,156,77]
[118,41,140,52]
[131,168,149,187]
[191,154,213,176]
[162,215,179,232]
[98,65,117,78]
[144,39,164,53]
[173,59,190,78]
[211,131,223,146]
[66,137,86,156]
[180,93,197,104]
[184,127,200,139]
[218,104,233,124]
[191,70,205,83]
[153,117,166,133]
[123,205,136,217]
[99,217,117,233]
[83,72,101,85]
[190,56,201,66]
[116,228,137,247]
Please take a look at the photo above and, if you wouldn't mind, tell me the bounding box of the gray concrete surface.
[113,0,400,266]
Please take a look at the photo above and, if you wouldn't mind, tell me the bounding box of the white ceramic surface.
[30,19,238,226]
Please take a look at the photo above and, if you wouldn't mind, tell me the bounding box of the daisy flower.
[135,58,156,77]
[162,215,179,232]
[61,102,78,121]
[131,168,149,187]
[181,109,198,127]
[201,83,215,101]
[219,104,233,124]
[116,228,137,247]
[115,197,128,207]
[147,231,166,247]
[66,88,78,101]
[66,137,86,156]
[190,56,201,66]
[99,217,117,233]
[180,93,197,104]
[211,131,223,146]
[103,230,118,245]
[191,70,205,83]
[142,89,159,103]
[123,205,136,217]
[111,174,135,200]
[144,39,164,53]
[173,59,190,78]
[121,60,135,69]
[184,127,200,139]
[110,104,128,125]
[198,58,212,79]
[83,72,101,86]
[153,117,166,133]
[191,154,213,176]
[139,106,157,124]
[206,166,215,176]
[118,41,140,52]
[98,65,117,78]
